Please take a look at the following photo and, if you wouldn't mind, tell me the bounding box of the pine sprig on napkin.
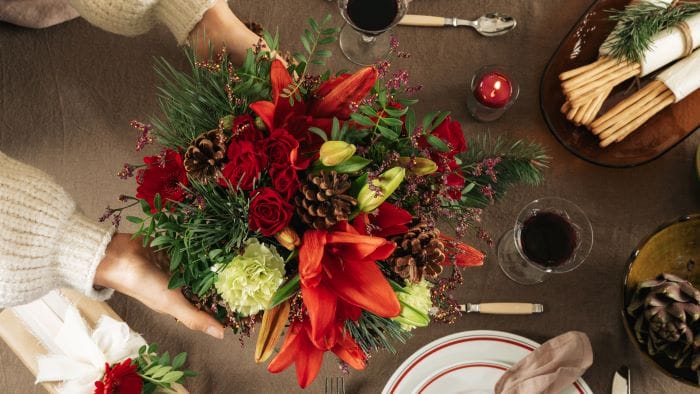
[603,1,700,63]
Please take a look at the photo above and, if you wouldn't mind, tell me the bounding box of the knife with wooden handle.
[462,303,544,315]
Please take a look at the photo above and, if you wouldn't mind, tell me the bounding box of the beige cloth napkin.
[494,331,593,394]
[0,0,78,29]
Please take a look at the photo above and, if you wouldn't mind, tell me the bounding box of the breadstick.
[590,81,666,133]
[559,57,612,81]
[598,91,675,146]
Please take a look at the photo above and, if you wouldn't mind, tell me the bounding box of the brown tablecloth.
[1,0,699,393]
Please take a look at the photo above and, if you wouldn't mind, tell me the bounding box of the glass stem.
[361,34,376,44]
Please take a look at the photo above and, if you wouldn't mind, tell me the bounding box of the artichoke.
[627,273,700,372]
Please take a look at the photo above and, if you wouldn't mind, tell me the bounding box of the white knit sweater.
[0,151,115,307]
[69,0,217,44]
[0,0,218,308]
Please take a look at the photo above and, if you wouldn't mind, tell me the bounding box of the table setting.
[0,0,699,393]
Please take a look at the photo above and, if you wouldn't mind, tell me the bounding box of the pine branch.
[152,46,274,149]
[345,311,411,356]
[458,134,550,208]
[603,1,700,63]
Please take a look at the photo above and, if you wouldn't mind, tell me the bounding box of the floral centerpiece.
[106,16,549,388]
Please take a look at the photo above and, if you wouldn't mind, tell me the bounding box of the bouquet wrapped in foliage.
[108,16,548,388]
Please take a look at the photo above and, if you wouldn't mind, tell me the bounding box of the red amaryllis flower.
[352,202,412,237]
[221,140,267,190]
[94,358,143,394]
[268,318,365,388]
[248,187,294,236]
[250,60,378,155]
[441,235,485,267]
[298,222,400,348]
[136,150,188,213]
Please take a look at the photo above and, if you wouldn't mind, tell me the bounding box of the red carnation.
[136,150,188,213]
[269,164,300,200]
[221,140,267,190]
[248,187,293,236]
[94,358,143,394]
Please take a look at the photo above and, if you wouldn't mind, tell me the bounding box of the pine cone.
[387,221,446,283]
[183,130,227,182]
[295,170,357,230]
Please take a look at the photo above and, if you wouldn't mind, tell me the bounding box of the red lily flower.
[441,235,485,267]
[352,202,412,237]
[268,318,365,388]
[298,222,400,348]
[250,60,378,155]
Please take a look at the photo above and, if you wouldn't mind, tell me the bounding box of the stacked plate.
[382,330,592,394]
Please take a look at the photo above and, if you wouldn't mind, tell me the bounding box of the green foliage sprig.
[344,311,411,355]
[603,1,700,63]
[136,343,195,394]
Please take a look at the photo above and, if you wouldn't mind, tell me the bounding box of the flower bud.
[398,157,438,176]
[254,116,267,131]
[274,226,301,251]
[220,114,234,129]
[392,280,433,331]
[255,301,291,363]
[319,141,356,167]
[357,167,406,212]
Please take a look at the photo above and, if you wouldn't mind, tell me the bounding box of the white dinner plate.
[415,360,511,394]
[382,330,593,394]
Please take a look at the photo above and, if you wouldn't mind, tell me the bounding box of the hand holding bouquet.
[108,16,549,388]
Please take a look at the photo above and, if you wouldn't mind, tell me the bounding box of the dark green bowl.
[622,214,700,386]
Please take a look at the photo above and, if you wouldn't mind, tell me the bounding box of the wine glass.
[337,0,409,65]
[497,197,593,285]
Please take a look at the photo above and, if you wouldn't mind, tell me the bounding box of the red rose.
[232,114,264,142]
[94,358,143,394]
[432,116,467,155]
[136,150,188,213]
[221,140,267,190]
[446,171,465,200]
[249,187,293,236]
[269,164,300,200]
[265,129,299,165]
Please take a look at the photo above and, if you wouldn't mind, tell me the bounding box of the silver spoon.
[399,12,517,37]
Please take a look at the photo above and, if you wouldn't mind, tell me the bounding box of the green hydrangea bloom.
[393,280,433,331]
[213,239,285,316]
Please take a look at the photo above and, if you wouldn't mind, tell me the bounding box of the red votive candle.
[467,66,519,122]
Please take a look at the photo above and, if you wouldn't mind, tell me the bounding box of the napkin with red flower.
[0,290,194,394]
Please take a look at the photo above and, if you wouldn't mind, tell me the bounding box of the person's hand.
[188,0,287,66]
[94,233,225,339]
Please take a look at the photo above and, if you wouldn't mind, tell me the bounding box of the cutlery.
[325,376,345,394]
[611,366,630,394]
[430,303,544,316]
[399,13,517,36]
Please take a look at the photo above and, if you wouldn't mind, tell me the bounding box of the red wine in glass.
[520,211,578,268]
[346,0,399,33]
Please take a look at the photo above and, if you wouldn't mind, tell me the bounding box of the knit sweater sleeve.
[0,151,114,308]
[67,0,217,44]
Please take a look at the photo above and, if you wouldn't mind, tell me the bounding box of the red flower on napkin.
[136,150,188,213]
[94,358,143,394]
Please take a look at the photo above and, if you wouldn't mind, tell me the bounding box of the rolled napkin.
[559,1,700,126]
[494,331,593,394]
[591,48,700,146]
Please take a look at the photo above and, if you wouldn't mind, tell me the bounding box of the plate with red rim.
[382,330,592,394]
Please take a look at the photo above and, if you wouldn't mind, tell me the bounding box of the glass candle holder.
[467,65,519,122]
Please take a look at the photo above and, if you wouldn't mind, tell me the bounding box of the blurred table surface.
[1,0,699,393]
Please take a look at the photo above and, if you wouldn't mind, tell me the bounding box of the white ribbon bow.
[12,292,146,394]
